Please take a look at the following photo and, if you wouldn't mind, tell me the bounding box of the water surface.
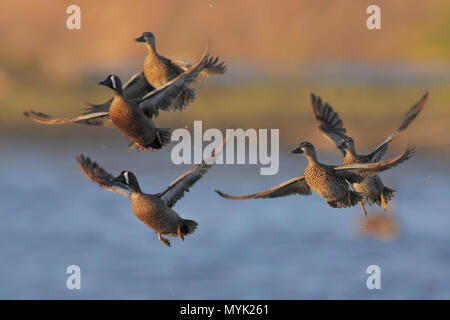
[1,136,449,299]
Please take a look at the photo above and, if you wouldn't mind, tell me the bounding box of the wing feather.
[334,145,416,182]
[215,175,311,200]
[24,110,112,127]
[158,133,228,208]
[138,48,210,117]
[366,92,427,162]
[122,71,156,101]
[172,55,226,81]
[310,93,348,155]
[76,155,131,199]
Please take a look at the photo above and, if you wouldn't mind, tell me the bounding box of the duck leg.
[134,142,152,152]
[158,233,171,247]
[380,191,387,211]
[177,226,185,241]
[359,201,368,217]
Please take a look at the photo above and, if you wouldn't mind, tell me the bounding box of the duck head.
[292,141,317,161]
[135,32,156,51]
[115,170,142,193]
[98,75,123,95]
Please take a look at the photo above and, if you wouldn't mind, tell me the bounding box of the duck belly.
[305,166,349,202]
[110,103,156,145]
[131,194,181,235]
[352,175,383,202]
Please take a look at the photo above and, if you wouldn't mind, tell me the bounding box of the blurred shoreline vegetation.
[3,67,449,154]
[0,0,449,153]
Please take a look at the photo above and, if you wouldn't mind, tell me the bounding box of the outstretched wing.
[25,71,156,126]
[158,161,211,209]
[137,48,211,117]
[310,93,348,155]
[122,71,156,101]
[76,155,131,199]
[334,144,416,182]
[172,55,227,81]
[24,110,112,127]
[158,134,228,208]
[365,92,428,162]
[215,175,311,200]
[83,99,113,115]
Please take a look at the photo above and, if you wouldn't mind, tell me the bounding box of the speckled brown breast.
[109,95,156,146]
[143,55,180,87]
[130,193,184,236]
[304,163,349,201]
[342,153,367,166]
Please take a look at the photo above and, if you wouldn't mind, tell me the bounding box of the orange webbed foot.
[177,225,185,241]
[158,233,171,247]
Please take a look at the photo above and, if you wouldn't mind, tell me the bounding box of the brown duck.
[76,149,221,247]
[25,33,225,123]
[310,92,427,215]
[216,142,415,210]
[136,32,226,114]
[24,51,211,150]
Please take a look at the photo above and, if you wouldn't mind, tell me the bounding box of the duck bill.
[98,80,108,86]
[135,36,145,42]
[291,147,303,154]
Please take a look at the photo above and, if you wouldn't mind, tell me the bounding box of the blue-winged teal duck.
[25,33,225,123]
[24,50,211,151]
[97,74,170,150]
[76,148,221,247]
[216,142,415,210]
[136,32,226,113]
[310,92,427,215]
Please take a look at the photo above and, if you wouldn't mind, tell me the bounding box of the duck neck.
[344,147,356,159]
[128,182,142,194]
[113,88,123,97]
[145,42,158,60]
[305,153,318,165]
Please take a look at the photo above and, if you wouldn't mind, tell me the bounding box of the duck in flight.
[136,31,226,113]
[76,139,225,247]
[310,92,427,215]
[25,32,226,124]
[24,50,212,151]
[215,142,415,210]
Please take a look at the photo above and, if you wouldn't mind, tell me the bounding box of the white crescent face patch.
[110,75,116,89]
[124,171,129,185]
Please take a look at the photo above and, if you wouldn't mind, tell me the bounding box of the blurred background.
[0,0,449,299]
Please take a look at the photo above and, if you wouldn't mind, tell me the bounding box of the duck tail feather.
[181,219,198,235]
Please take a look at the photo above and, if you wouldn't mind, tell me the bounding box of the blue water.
[1,136,449,299]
